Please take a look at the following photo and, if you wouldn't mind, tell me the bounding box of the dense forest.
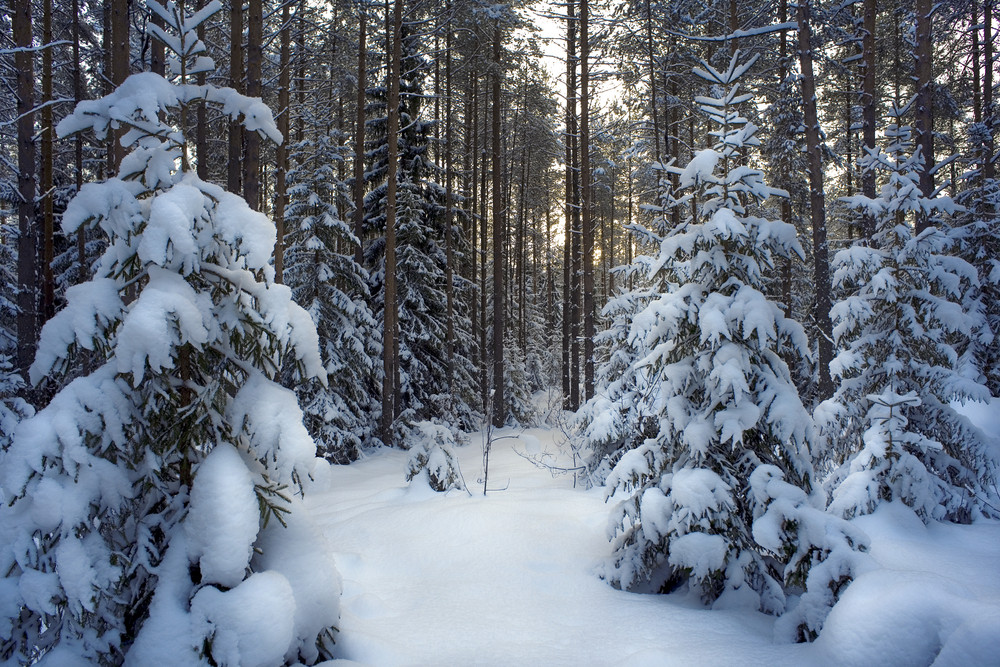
[1,0,998,663]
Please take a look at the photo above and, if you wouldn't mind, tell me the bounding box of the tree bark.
[861,0,876,240]
[797,0,834,400]
[274,0,291,283]
[445,11,456,396]
[581,0,594,401]
[13,0,36,378]
[382,0,402,445]
[354,4,367,265]
[914,0,934,232]
[643,0,660,163]
[244,0,263,210]
[228,0,243,193]
[41,0,55,321]
[110,0,129,170]
[74,0,86,272]
[492,21,506,426]
[196,0,208,179]
[985,0,995,184]
[563,0,576,407]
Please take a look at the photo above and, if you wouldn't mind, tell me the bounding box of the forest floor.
[306,410,1000,666]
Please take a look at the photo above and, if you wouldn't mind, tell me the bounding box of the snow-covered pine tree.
[283,127,382,462]
[826,107,998,522]
[364,19,478,434]
[0,2,340,663]
[601,52,866,639]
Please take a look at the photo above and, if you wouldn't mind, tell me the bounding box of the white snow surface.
[308,427,1000,666]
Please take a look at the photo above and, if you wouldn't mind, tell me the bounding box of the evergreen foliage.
[826,110,998,522]
[0,3,339,662]
[283,128,381,462]
[592,53,866,639]
[405,420,466,492]
[363,19,478,432]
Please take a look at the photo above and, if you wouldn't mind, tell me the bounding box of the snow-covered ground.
[307,425,1000,667]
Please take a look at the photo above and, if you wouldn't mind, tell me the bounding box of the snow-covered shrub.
[826,111,998,523]
[599,53,865,637]
[0,2,338,663]
[406,420,466,492]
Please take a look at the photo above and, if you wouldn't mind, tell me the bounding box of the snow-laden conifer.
[826,109,998,522]
[405,420,466,492]
[363,23,478,433]
[952,120,1000,398]
[283,128,381,462]
[599,52,867,639]
[0,2,339,662]
[579,234,661,484]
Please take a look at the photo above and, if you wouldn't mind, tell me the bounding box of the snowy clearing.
[307,426,1000,666]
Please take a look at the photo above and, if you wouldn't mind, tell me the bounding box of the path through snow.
[306,426,1000,666]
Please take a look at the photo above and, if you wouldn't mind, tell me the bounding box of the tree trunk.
[382,0,402,446]
[274,0,291,283]
[444,8,456,398]
[861,0,876,240]
[469,74,480,383]
[229,0,244,193]
[491,21,505,427]
[984,0,995,184]
[74,0,85,272]
[13,0,36,378]
[563,0,576,407]
[354,4,367,265]
[196,0,208,180]
[914,0,934,232]
[643,0,660,163]
[244,0,263,210]
[41,0,54,321]
[111,0,129,170]
[797,0,834,400]
[581,0,594,401]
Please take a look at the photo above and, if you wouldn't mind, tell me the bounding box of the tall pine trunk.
[243,0,263,210]
[228,0,243,193]
[354,5,367,265]
[13,0,36,378]
[492,21,506,426]
[382,0,402,445]
[581,0,594,401]
[41,0,54,321]
[914,0,934,232]
[797,0,834,400]
[861,0,877,240]
[274,0,291,283]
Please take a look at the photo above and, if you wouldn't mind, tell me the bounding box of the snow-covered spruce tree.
[0,2,340,663]
[579,227,663,484]
[601,53,867,639]
[953,120,1000,398]
[825,109,998,523]
[363,20,478,433]
[283,128,381,462]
